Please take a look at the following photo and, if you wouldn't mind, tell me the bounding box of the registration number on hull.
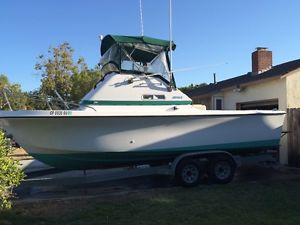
[50,111,72,116]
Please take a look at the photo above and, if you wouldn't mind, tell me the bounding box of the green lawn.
[1,179,300,225]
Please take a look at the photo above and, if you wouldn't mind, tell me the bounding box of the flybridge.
[99,35,176,87]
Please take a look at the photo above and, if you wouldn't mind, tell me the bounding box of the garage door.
[236,99,278,110]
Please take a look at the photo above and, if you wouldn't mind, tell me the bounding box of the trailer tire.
[208,155,236,184]
[175,158,202,187]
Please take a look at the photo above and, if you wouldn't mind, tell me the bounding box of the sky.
[1,0,300,91]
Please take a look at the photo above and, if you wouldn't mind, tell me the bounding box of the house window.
[213,96,224,110]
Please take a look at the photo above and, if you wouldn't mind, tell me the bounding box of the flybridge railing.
[0,87,79,111]
[54,90,70,110]
[2,87,13,111]
[28,95,79,110]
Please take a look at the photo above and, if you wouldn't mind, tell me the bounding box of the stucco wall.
[286,69,300,108]
[220,78,287,110]
[215,77,288,164]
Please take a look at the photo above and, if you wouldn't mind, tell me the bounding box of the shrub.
[0,130,25,209]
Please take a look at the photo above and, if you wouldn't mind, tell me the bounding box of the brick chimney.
[252,47,272,74]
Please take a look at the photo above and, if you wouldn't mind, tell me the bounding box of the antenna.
[169,0,173,85]
[139,0,144,36]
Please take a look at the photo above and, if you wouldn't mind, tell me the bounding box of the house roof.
[186,59,300,97]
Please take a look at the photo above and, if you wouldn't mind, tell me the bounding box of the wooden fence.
[287,108,300,166]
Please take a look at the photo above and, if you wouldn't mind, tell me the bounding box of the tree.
[179,83,207,93]
[35,43,102,105]
[0,130,25,209]
[0,74,27,110]
[71,64,102,103]
[35,42,77,101]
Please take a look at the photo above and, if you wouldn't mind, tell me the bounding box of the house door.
[213,96,224,110]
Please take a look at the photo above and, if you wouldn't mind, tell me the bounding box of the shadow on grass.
[1,178,300,225]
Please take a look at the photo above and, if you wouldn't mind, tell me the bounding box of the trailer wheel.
[175,158,202,187]
[208,156,236,184]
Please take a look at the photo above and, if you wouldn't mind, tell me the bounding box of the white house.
[187,48,300,165]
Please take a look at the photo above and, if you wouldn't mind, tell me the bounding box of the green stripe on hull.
[30,139,280,170]
[80,100,192,106]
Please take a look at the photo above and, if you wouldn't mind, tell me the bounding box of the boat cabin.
[81,35,192,106]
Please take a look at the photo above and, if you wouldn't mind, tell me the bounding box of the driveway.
[15,159,300,203]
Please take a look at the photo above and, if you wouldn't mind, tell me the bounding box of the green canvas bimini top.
[101,35,176,56]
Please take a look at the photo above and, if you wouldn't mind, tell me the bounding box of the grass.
[1,179,300,225]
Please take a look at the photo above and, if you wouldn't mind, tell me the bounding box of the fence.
[287,108,300,166]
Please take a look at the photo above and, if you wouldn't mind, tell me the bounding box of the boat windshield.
[100,43,171,83]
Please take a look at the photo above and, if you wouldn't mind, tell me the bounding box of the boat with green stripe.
[0,34,285,170]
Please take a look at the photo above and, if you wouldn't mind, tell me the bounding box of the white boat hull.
[0,110,285,169]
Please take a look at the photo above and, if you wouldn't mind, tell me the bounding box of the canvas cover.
[101,35,176,57]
